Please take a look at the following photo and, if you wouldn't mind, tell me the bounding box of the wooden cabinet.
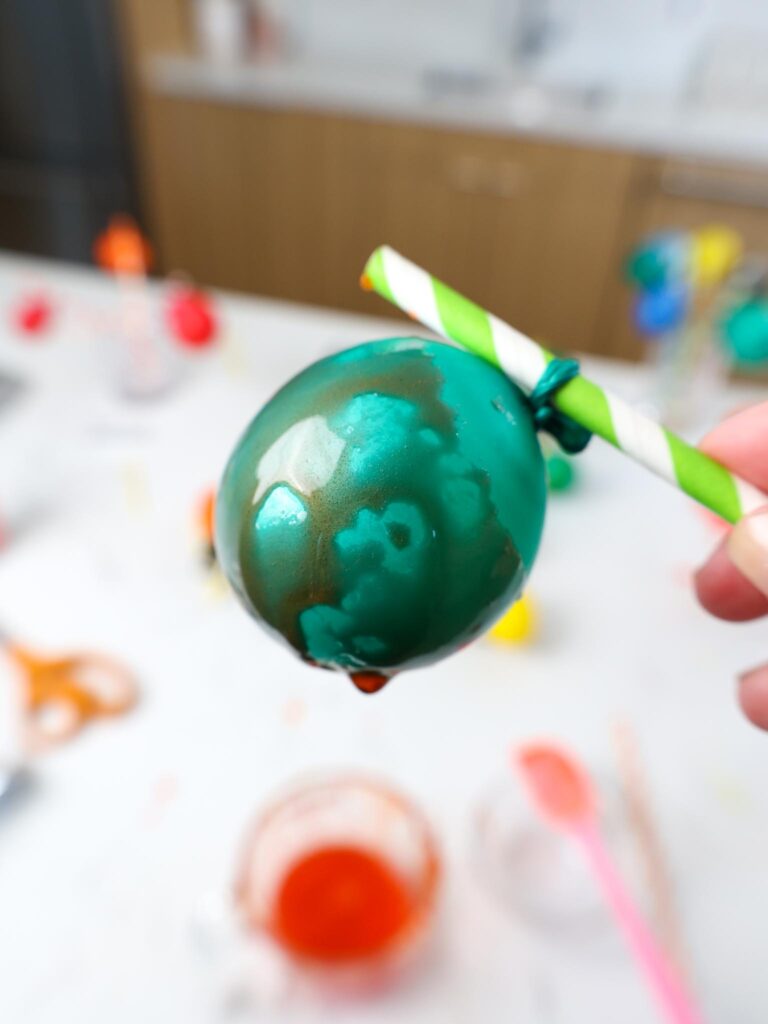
[133,94,637,355]
[117,0,768,362]
[117,0,192,58]
[323,121,636,357]
[138,101,323,300]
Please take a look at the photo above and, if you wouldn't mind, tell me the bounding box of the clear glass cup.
[234,773,441,995]
[471,773,648,956]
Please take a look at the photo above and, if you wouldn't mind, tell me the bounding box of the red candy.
[167,288,218,348]
[14,294,53,337]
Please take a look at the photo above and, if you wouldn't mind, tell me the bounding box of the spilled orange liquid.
[273,845,413,962]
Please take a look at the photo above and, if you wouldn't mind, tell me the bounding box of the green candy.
[546,453,576,492]
[721,300,768,366]
[625,248,669,290]
[216,338,546,690]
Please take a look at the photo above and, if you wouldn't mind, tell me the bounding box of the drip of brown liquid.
[349,671,390,695]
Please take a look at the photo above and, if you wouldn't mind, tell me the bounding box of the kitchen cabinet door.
[135,98,636,355]
[322,120,636,354]
[139,98,331,301]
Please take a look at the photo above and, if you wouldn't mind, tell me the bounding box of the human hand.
[694,402,768,728]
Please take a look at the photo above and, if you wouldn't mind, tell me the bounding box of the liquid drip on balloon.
[349,671,390,694]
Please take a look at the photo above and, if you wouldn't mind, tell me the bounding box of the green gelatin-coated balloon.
[216,338,546,688]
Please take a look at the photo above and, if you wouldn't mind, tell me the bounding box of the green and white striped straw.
[362,245,766,524]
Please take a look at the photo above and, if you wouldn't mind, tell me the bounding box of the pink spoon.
[515,743,704,1024]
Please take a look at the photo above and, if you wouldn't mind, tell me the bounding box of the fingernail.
[728,508,768,597]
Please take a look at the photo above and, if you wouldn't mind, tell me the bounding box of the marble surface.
[0,251,766,1023]
[148,53,768,168]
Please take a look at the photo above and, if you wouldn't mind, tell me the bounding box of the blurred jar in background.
[192,0,249,64]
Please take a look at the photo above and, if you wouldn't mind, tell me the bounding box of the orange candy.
[94,215,153,275]
[197,489,215,546]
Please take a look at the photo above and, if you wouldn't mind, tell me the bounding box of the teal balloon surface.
[216,338,546,688]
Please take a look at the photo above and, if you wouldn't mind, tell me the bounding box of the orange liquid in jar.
[272,844,414,963]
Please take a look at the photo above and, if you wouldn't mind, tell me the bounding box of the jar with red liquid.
[234,775,440,994]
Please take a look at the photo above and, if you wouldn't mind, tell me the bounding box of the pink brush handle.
[578,823,704,1024]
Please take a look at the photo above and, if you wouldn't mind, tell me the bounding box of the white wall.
[540,0,768,93]
[265,0,768,95]
[264,0,502,69]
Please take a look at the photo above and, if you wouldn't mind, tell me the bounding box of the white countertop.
[148,53,768,169]
[0,252,767,1023]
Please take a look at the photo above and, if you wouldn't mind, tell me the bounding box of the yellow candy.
[691,225,742,287]
[489,594,536,644]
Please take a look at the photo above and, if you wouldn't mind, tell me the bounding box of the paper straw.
[362,246,766,524]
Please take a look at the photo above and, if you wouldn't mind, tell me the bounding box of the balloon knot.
[528,358,591,455]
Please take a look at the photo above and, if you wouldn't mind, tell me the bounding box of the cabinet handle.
[445,155,525,199]
[659,167,768,209]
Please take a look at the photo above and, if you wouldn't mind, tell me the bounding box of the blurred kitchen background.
[4,0,768,360]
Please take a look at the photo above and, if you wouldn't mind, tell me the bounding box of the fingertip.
[699,401,768,494]
[738,665,768,731]
[694,539,768,622]
[693,560,717,614]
